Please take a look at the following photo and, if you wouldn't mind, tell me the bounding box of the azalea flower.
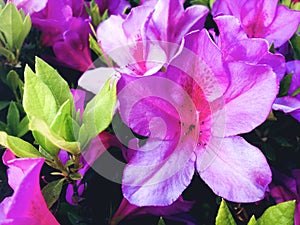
[212,0,300,48]
[10,0,93,71]
[96,0,209,76]
[269,168,300,225]
[110,196,195,225]
[213,15,285,80]
[0,150,59,225]
[273,60,300,121]
[80,25,278,206]
[94,0,130,15]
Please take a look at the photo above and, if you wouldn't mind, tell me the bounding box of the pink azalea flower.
[273,60,300,121]
[269,168,300,225]
[212,0,300,47]
[81,28,279,206]
[96,0,209,76]
[0,150,59,225]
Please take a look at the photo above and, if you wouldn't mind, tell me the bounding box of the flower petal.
[223,62,278,136]
[1,150,59,224]
[196,136,271,202]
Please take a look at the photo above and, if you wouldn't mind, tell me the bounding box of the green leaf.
[257,201,295,225]
[0,131,43,158]
[0,101,9,111]
[291,86,300,97]
[0,3,23,50]
[290,34,300,60]
[42,178,64,209]
[35,57,74,111]
[80,78,116,149]
[15,14,31,50]
[6,70,20,92]
[29,117,80,154]
[6,101,20,135]
[23,65,58,125]
[69,172,83,181]
[0,46,15,60]
[89,34,103,57]
[248,216,257,225]
[158,217,166,225]
[278,73,293,97]
[16,115,29,137]
[216,199,237,225]
[50,100,76,141]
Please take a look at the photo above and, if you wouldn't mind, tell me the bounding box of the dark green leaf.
[291,34,300,60]
[16,115,29,137]
[0,101,9,111]
[6,101,20,135]
[278,73,293,97]
[42,179,64,209]
[69,172,83,181]
[158,217,166,225]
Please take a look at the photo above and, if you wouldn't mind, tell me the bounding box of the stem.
[53,155,69,178]
[73,153,81,171]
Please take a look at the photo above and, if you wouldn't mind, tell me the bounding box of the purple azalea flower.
[214,15,285,81]
[95,0,130,15]
[12,0,93,71]
[96,0,208,76]
[212,0,300,48]
[269,168,300,225]
[110,196,194,225]
[0,150,59,225]
[81,27,278,206]
[273,60,300,121]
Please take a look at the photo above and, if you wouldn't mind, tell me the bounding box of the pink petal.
[196,136,272,202]
[223,62,278,136]
[1,150,59,225]
[263,5,300,47]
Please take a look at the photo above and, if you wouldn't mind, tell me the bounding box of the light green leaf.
[0,46,15,60]
[50,100,75,141]
[248,215,257,225]
[42,178,64,209]
[292,86,300,97]
[6,101,20,135]
[216,199,237,225]
[158,217,166,225]
[23,65,58,125]
[29,117,80,154]
[15,14,31,50]
[89,34,103,57]
[0,3,23,50]
[80,79,116,147]
[0,131,43,158]
[35,57,74,111]
[256,201,295,225]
